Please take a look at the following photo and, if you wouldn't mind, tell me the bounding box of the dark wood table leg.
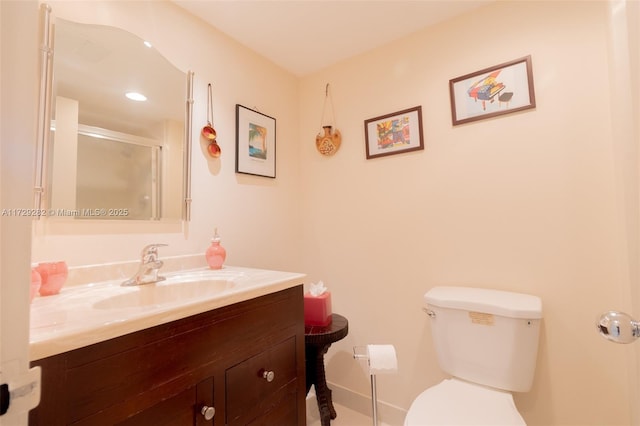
[306,343,337,426]
[305,314,349,426]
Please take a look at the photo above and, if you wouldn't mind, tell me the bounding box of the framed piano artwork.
[449,55,536,126]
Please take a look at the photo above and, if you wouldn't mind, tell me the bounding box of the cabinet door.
[195,377,216,426]
[226,337,298,426]
[245,393,298,426]
[117,377,214,426]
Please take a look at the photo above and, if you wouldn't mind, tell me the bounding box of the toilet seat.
[404,378,526,426]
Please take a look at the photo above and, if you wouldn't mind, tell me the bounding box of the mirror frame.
[35,3,194,223]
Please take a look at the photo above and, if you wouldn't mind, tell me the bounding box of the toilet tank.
[424,286,542,392]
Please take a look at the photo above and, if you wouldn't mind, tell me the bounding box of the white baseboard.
[306,381,407,426]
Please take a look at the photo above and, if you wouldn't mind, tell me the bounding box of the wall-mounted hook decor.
[202,83,221,158]
[315,83,341,156]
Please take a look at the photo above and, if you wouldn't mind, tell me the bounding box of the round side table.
[305,313,349,426]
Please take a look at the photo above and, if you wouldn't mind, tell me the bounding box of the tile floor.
[306,402,384,426]
[306,396,392,426]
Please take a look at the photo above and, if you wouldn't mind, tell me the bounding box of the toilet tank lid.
[424,286,542,319]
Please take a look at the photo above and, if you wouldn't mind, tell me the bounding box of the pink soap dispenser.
[206,228,226,269]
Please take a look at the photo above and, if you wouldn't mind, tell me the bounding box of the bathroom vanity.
[28,267,306,425]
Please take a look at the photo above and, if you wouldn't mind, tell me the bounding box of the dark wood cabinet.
[30,286,305,425]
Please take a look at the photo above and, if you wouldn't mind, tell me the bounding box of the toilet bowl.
[404,286,542,425]
[404,378,524,426]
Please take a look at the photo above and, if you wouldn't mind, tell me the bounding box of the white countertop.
[29,266,306,361]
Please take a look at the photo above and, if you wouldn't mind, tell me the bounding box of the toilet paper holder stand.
[353,346,387,426]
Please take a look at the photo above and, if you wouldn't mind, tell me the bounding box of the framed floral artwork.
[364,106,424,159]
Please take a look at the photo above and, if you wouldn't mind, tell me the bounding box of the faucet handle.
[141,243,168,258]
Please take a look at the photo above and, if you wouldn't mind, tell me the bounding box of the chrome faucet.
[122,244,168,286]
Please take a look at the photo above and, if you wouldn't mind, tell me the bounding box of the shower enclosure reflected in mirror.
[52,124,169,220]
[43,16,193,221]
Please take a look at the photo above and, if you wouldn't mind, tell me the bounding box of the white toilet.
[405,286,542,425]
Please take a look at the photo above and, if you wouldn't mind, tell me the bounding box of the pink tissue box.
[304,292,332,326]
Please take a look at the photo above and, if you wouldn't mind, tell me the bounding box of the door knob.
[597,311,640,344]
[200,405,215,421]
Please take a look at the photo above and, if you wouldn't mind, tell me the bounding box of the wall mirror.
[38,13,193,222]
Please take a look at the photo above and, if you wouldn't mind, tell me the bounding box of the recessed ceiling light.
[144,41,152,48]
[125,92,147,102]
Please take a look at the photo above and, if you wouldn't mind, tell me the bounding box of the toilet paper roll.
[367,344,398,375]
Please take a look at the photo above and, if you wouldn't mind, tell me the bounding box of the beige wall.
[299,1,632,425]
[19,0,638,424]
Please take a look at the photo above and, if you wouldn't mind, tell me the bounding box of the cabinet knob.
[200,405,215,421]
[262,370,275,382]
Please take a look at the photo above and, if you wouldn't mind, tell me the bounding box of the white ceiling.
[172,0,493,76]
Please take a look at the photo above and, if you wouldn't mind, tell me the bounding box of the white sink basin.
[93,278,236,309]
[92,270,245,309]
